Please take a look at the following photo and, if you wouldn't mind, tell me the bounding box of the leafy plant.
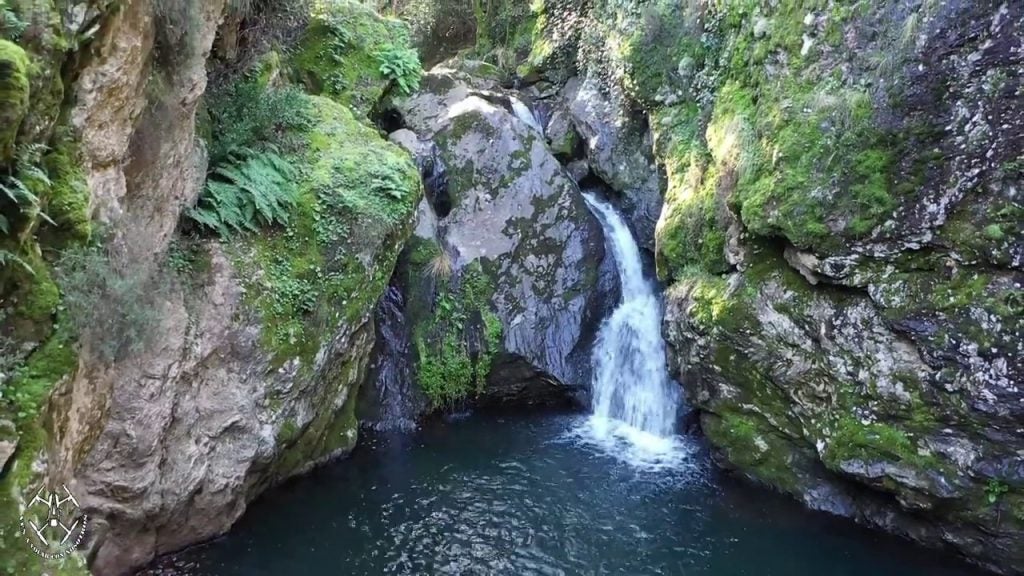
[206,80,313,166]
[189,149,299,237]
[0,0,25,40]
[376,43,422,95]
[1,144,54,237]
[986,479,1010,505]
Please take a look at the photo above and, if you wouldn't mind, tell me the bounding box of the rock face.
[0,2,422,575]
[560,76,663,249]
[46,92,420,574]
[518,0,1024,572]
[392,61,613,409]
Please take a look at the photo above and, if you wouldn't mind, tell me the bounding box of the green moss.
[822,416,939,470]
[3,323,75,424]
[293,1,414,116]
[0,38,30,162]
[232,96,420,366]
[982,223,1005,241]
[40,134,91,244]
[0,323,86,576]
[270,356,363,479]
[703,411,802,493]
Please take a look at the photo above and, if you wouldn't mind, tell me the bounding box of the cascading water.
[365,286,419,431]
[576,192,688,466]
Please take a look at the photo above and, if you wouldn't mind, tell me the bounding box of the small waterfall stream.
[576,192,686,465]
[366,286,419,431]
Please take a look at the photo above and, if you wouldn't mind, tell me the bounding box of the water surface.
[148,413,980,576]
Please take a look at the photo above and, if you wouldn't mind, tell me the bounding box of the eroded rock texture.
[522,0,1023,572]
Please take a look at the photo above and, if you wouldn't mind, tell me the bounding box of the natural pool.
[147,412,980,576]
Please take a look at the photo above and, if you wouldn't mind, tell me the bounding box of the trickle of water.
[367,286,418,431]
[510,97,544,135]
[576,192,685,466]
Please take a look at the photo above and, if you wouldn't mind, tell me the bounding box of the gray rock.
[398,68,613,399]
[561,76,663,249]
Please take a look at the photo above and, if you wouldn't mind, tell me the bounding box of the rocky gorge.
[0,0,1020,575]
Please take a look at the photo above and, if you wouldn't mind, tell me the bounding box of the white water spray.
[510,97,544,135]
[573,193,687,467]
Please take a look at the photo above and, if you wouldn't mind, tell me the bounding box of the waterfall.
[510,97,544,135]
[366,286,418,431]
[575,192,686,465]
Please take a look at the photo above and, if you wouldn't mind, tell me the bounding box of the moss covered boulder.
[0,39,30,162]
[294,0,419,116]
[520,0,1024,572]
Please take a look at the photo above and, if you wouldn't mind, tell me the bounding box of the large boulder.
[393,62,613,409]
[646,1,1024,572]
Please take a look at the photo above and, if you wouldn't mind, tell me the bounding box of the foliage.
[189,149,299,237]
[295,0,415,115]
[231,97,421,364]
[0,0,26,40]
[1,144,54,238]
[413,263,502,407]
[55,244,169,363]
[375,43,422,95]
[986,480,1010,506]
[205,79,313,167]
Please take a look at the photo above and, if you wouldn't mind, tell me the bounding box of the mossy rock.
[40,134,91,245]
[293,1,414,116]
[232,95,421,365]
[0,39,30,163]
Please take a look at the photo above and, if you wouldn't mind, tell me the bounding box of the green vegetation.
[703,411,802,493]
[231,96,420,364]
[413,261,502,408]
[190,150,300,237]
[986,480,1010,506]
[295,0,419,115]
[823,416,938,469]
[376,43,422,95]
[204,79,313,167]
[0,38,29,162]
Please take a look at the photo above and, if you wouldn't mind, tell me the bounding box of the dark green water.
[148,412,979,576]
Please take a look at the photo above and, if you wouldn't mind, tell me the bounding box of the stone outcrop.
[0,2,421,575]
[520,0,1023,572]
[391,61,614,409]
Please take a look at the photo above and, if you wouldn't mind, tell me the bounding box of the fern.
[376,44,422,96]
[1,144,55,236]
[188,150,298,237]
[0,249,33,275]
[0,0,26,40]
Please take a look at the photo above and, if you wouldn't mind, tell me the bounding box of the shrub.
[206,79,313,166]
[56,244,170,363]
[189,149,299,236]
[376,43,422,95]
[0,1,25,41]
